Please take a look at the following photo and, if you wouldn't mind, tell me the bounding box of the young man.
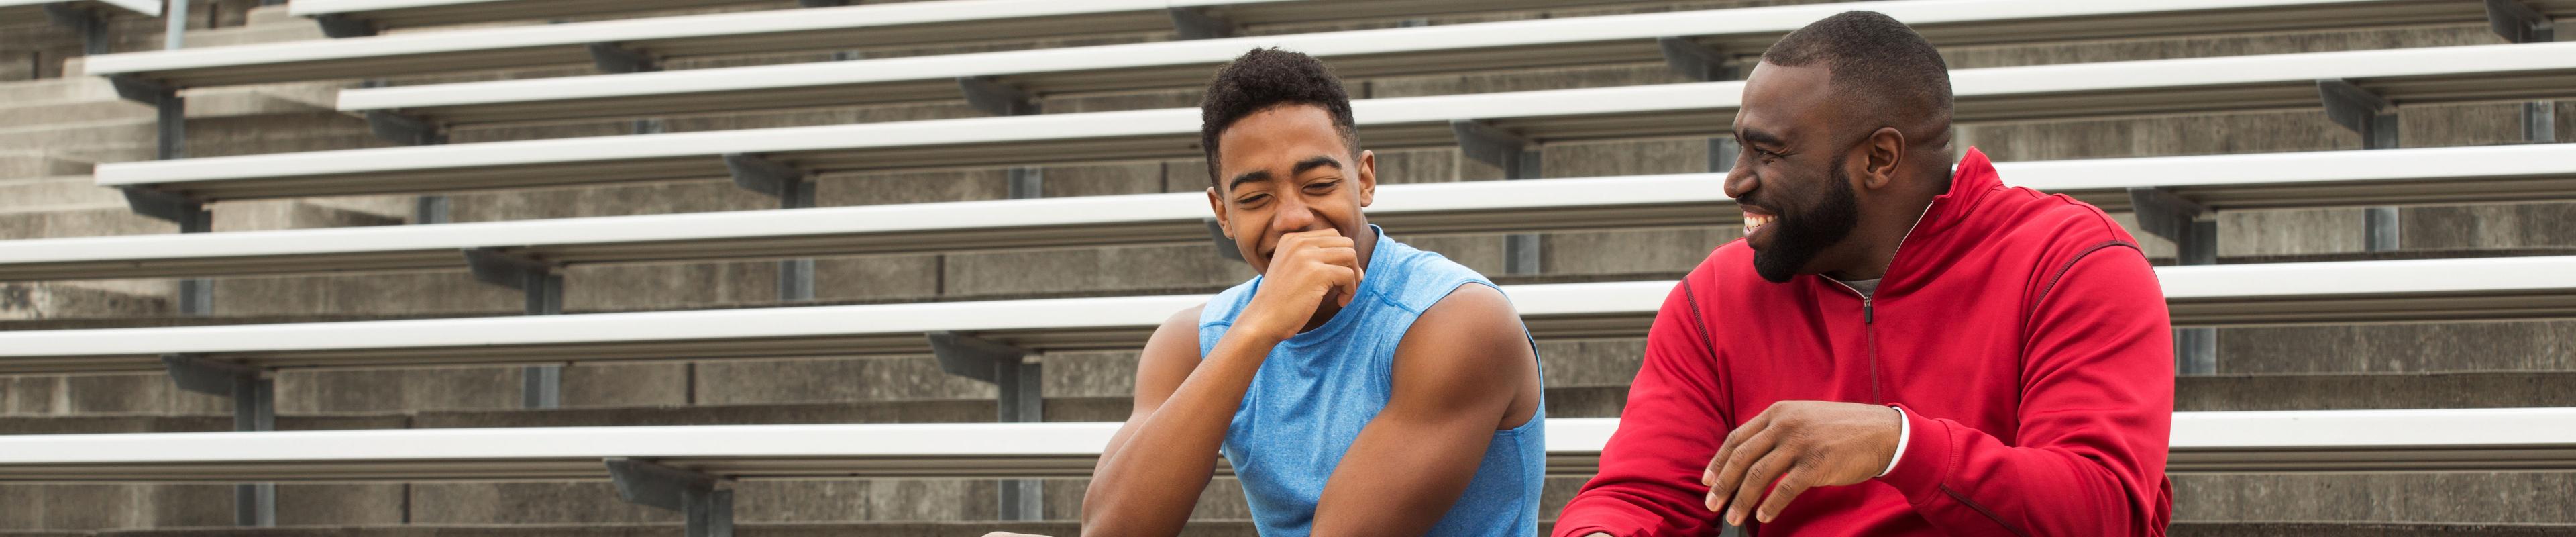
[1075,48,1548,536]
[1554,12,2174,537]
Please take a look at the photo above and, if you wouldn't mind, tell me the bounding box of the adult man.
[1554,11,2174,536]
[1074,48,1547,536]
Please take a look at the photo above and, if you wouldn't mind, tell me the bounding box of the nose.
[1722,148,1755,200]
[1271,195,1322,234]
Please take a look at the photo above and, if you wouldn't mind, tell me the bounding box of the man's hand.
[1234,229,1362,340]
[1703,401,1903,526]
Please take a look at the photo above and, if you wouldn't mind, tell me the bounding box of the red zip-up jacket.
[1554,148,2174,536]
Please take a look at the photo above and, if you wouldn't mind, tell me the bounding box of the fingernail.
[1701,470,1715,486]
[1703,492,1719,511]
[1758,510,1774,524]
[1727,509,1743,526]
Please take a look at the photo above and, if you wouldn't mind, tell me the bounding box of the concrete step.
[0,205,170,240]
[0,112,377,156]
[0,414,405,435]
[0,176,123,212]
[0,154,90,179]
[0,79,117,109]
[0,281,170,320]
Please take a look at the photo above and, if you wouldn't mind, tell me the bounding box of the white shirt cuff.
[1876,405,1910,478]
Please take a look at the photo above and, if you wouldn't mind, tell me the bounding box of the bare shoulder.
[1399,283,1533,371]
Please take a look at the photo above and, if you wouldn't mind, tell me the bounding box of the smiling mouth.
[1742,209,1776,238]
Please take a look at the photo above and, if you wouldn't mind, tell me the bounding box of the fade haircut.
[1199,48,1360,189]
[1762,11,1955,178]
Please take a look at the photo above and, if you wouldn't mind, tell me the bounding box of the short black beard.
[1752,158,1861,283]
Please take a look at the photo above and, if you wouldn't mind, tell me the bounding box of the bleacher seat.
[92,42,2576,203]
[1,255,2570,374]
[0,408,2568,480]
[327,0,2576,127]
[3,144,2568,281]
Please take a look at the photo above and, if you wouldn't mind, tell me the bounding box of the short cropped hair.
[1762,11,1955,166]
[1198,48,1360,189]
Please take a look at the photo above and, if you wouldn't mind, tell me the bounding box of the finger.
[1754,467,1815,524]
[1726,450,1796,526]
[1705,425,1779,513]
[1706,411,1774,487]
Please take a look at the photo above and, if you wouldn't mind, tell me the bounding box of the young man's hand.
[1235,228,1362,341]
[1703,401,1903,526]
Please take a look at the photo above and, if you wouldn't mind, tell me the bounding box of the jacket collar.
[1828,147,2000,297]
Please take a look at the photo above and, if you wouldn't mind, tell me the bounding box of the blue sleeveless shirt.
[1197,226,1545,536]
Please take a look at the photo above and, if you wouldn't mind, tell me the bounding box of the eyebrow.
[1226,156,1344,191]
[1735,128,1788,150]
[1291,156,1342,177]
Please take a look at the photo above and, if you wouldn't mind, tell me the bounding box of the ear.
[1206,186,1233,239]
[1355,149,1377,207]
[1859,126,1904,191]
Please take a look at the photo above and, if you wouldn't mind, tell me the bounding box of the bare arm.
[1311,283,1541,536]
[1083,230,1364,536]
[1079,306,1235,537]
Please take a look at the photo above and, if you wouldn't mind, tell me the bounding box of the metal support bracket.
[606,458,733,537]
[2316,79,2399,150]
[957,77,1040,117]
[364,111,447,146]
[1450,119,1540,179]
[1008,167,1043,199]
[42,3,111,55]
[1658,37,1738,82]
[108,75,186,160]
[462,248,563,315]
[586,43,660,74]
[2125,187,2215,266]
[2128,187,2218,375]
[2526,101,2559,144]
[797,0,850,6]
[1453,119,1544,275]
[721,153,815,301]
[925,332,1044,520]
[1169,7,1238,40]
[164,354,278,526]
[722,153,810,199]
[1206,218,1244,261]
[313,13,378,38]
[122,186,214,313]
[2486,0,2555,44]
[107,75,174,105]
[119,186,207,227]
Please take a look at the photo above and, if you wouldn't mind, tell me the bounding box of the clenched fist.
[1234,229,1364,341]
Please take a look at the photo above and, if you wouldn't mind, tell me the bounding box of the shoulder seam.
[1677,277,1735,426]
[2035,240,2140,307]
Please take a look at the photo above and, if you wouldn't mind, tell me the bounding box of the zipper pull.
[1863,297,1874,324]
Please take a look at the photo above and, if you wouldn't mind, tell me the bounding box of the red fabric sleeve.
[1552,277,1729,537]
[1875,246,2175,536]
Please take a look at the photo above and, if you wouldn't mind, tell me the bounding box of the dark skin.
[1057,105,1544,537]
[1574,61,1950,536]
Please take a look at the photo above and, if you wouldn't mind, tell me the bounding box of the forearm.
[1081,333,1278,536]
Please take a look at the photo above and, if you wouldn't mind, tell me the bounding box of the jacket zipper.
[1828,197,1939,405]
[1827,279,1882,404]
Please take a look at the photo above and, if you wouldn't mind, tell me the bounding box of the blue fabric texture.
[1197,225,1545,536]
